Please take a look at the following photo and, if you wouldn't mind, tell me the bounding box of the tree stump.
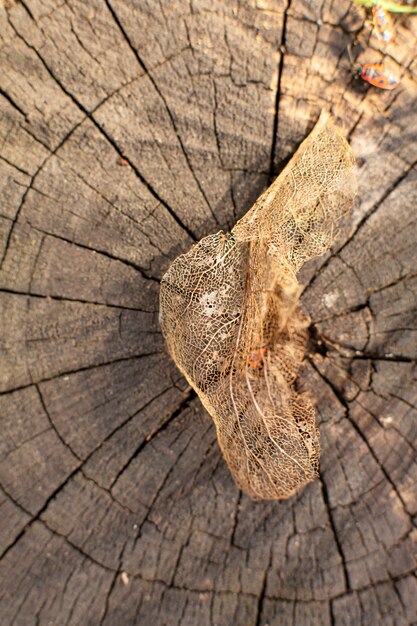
[1,1,416,625]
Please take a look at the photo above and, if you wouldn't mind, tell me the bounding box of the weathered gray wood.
[0,0,416,624]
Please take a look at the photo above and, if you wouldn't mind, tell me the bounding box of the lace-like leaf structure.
[160,112,357,499]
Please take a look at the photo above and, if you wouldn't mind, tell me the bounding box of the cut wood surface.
[0,0,416,625]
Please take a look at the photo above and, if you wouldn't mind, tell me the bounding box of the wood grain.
[0,0,416,624]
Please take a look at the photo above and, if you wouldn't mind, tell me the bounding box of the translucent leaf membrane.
[160,112,357,499]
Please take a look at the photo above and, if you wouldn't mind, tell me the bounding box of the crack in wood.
[268,0,292,184]
[35,384,81,461]
[98,569,120,626]
[313,330,415,363]
[0,352,162,397]
[105,0,220,229]
[309,358,416,525]
[50,162,170,262]
[0,88,28,120]
[129,412,207,557]
[388,391,417,414]
[15,0,35,22]
[2,470,414,612]
[230,489,242,548]
[0,154,31,177]
[0,383,187,560]
[0,287,157,313]
[319,473,351,593]
[0,384,195,567]
[6,15,198,243]
[254,546,272,626]
[0,116,86,270]
[305,158,417,295]
[26,224,161,282]
[109,387,196,490]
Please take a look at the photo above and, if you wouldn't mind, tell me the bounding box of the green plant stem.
[354,0,417,13]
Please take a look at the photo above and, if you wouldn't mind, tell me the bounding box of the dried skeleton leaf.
[160,112,357,500]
